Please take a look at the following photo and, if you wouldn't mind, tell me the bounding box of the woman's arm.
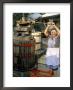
[44,26,49,37]
[52,22,60,37]
[44,23,51,37]
[55,25,60,36]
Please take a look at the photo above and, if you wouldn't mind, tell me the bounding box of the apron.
[45,37,60,70]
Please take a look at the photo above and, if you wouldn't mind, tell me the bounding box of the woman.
[44,21,60,75]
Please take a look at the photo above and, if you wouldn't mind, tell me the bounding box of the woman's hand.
[52,24,60,37]
[47,22,55,30]
[52,23,57,28]
[47,22,52,28]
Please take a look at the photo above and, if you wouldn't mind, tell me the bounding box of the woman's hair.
[49,28,57,35]
[51,28,57,32]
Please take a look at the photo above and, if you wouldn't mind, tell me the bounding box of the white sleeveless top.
[48,36,60,48]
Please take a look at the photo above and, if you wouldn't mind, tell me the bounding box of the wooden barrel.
[13,36,36,71]
[31,32,41,50]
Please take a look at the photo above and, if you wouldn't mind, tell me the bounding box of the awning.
[42,13,60,17]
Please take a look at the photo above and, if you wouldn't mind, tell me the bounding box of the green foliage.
[13,13,22,27]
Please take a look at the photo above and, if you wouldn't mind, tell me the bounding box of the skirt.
[45,48,60,70]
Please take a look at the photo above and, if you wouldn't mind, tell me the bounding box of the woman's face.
[51,30,57,38]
